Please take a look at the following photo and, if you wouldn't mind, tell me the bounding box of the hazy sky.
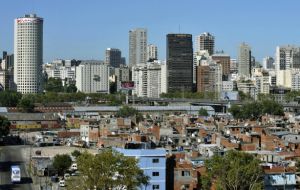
[1,0,300,63]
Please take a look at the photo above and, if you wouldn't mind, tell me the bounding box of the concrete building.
[238,42,251,78]
[167,34,193,92]
[237,80,256,99]
[222,81,234,92]
[76,60,109,93]
[43,60,76,84]
[275,45,300,88]
[196,63,222,93]
[14,14,43,94]
[195,32,215,55]
[0,52,14,90]
[253,68,270,94]
[291,70,300,91]
[105,48,122,68]
[115,66,130,92]
[132,61,167,98]
[147,44,158,61]
[212,52,230,80]
[129,28,147,67]
[115,143,166,190]
[262,56,275,70]
[230,59,238,74]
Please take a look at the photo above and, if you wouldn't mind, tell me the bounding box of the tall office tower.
[195,32,215,55]
[14,14,43,94]
[167,34,193,92]
[212,53,230,80]
[275,45,300,87]
[196,64,222,93]
[262,56,275,70]
[115,65,130,91]
[0,52,14,90]
[75,60,109,93]
[147,44,158,61]
[238,42,251,78]
[129,28,147,67]
[132,60,166,98]
[105,48,122,68]
[121,57,126,65]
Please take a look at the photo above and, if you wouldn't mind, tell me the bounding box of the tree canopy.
[0,91,22,107]
[198,108,209,117]
[201,150,263,190]
[52,154,72,176]
[17,96,35,113]
[0,116,10,137]
[67,149,149,190]
[44,77,64,93]
[116,106,138,118]
[229,99,284,120]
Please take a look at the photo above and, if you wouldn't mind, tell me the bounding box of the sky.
[1,0,300,63]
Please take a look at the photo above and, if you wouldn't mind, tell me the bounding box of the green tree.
[0,91,22,107]
[117,105,139,118]
[198,108,209,117]
[228,104,243,119]
[202,150,263,190]
[67,150,149,190]
[53,154,72,176]
[238,91,253,101]
[64,83,77,93]
[44,77,63,92]
[0,116,10,137]
[17,96,35,112]
[71,150,81,158]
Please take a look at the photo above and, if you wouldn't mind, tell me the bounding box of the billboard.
[220,91,239,101]
[121,81,134,90]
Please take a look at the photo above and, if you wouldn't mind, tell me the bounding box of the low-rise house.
[115,142,166,190]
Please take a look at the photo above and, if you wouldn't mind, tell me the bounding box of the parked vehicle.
[70,163,77,171]
[59,179,65,187]
[11,165,21,183]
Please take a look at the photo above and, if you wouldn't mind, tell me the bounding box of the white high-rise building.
[14,14,43,94]
[76,61,109,93]
[262,56,275,70]
[238,42,251,78]
[195,32,215,55]
[275,45,300,88]
[147,44,158,61]
[132,61,167,98]
[129,28,147,67]
[291,70,300,91]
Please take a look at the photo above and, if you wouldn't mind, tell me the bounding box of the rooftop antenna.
[179,24,181,33]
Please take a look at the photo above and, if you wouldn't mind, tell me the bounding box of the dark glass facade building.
[167,34,193,92]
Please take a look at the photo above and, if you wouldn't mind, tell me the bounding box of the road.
[0,144,33,190]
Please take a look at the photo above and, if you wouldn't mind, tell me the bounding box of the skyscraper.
[275,45,300,87]
[196,32,215,55]
[212,52,230,80]
[238,42,251,78]
[14,14,43,94]
[167,34,193,92]
[105,48,122,68]
[75,60,109,93]
[262,56,275,70]
[147,44,158,61]
[129,28,147,67]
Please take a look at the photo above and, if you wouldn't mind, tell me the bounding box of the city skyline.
[1,0,300,63]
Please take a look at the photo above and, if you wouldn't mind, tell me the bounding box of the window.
[182,171,190,177]
[152,172,159,176]
[152,158,159,163]
[152,185,159,190]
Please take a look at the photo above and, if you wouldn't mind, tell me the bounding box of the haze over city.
[1,0,300,62]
